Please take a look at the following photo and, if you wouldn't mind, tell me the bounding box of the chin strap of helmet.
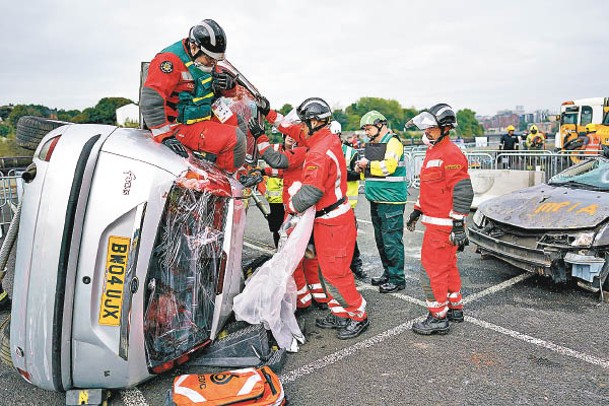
[306,119,328,135]
[367,124,383,141]
[428,126,451,145]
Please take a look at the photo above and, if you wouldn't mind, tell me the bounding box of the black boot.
[315,313,349,329]
[447,309,464,323]
[379,282,405,293]
[371,275,388,286]
[351,267,368,280]
[337,318,369,340]
[412,313,450,335]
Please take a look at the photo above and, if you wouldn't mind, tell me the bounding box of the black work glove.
[256,96,271,116]
[406,209,422,232]
[449,219,469,251]
[248,118,265,140]
[212,70,236,93]
[162,136,188,158]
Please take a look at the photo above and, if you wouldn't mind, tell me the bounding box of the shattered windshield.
[549,157,609,190]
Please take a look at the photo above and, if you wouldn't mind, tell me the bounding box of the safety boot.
[351,267,368,281]
[315,313,349,329]
[337,318,370,340]
[371,275,388,286]
[447,309,464,323]
[412,313,450,335]
[379,282,405,293]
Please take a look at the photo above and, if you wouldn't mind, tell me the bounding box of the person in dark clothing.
[498,125,521,168]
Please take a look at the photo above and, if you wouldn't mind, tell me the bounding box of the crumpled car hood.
[478,184,609,230]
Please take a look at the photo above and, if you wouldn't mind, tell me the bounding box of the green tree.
[0,105,13,121]
[278,103,293,116]
[7,104,52,127]
[73,97,133,124]
[0,123,11,137]
[456,108,484,137]
[343,97,420,132]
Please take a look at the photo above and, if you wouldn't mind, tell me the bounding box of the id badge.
[211,98,234,123]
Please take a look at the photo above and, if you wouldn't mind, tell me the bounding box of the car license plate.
[99,236,131,326]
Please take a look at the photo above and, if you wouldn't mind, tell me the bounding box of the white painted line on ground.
[466,316,609,370]
[283,270,606,385]
[243,241,276,255]
[121,388,149,406]
[359,285,427,307]
[357,218,372,224]
[462,272,532,305]
[280,316,425,384]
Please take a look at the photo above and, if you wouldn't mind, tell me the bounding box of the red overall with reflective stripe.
[416,137,469,317]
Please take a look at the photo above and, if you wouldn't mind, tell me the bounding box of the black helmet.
[429,103,458,128]
[189,19,226,60]
[296,97,332,122]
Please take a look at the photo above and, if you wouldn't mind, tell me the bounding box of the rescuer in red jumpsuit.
[250,97,369,340]
[141,19,247,173]
[250,121,330,312]
[405,103,474,335]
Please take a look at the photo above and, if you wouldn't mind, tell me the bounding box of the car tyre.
[15,116,71,151]
[0,316,12,367]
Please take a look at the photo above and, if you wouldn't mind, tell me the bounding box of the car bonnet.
[478,184,609,230]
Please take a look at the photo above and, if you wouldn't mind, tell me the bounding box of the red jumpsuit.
[415,137,471,318]
[277,123,366,322]
[257,134,329,309]
[142,39,246,173]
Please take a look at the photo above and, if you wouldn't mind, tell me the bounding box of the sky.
[1,0,608,117]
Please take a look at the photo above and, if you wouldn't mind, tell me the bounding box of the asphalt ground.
[1,189,608,405]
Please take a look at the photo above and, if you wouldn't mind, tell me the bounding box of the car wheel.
[15,116,71,151]
[0,316,11,367]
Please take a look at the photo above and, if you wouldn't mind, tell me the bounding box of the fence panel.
[0,170,23,237]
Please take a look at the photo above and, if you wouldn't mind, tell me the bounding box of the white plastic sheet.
[233,207,315,350]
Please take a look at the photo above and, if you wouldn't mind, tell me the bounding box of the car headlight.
[571,231,594,247]
[472,209,486,227]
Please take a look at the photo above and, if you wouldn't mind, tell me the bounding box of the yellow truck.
[556,97,609,150]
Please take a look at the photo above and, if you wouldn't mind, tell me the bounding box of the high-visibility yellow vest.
[265,144,284,203]
[265,176,283,203]
[342,144,359,208]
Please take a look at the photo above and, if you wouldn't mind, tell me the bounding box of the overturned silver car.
[469,156,609,293]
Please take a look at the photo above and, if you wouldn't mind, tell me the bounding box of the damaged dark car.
[469,156,609,294]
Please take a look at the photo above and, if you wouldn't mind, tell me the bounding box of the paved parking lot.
[1,195,608,405]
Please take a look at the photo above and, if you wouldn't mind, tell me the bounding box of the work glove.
[248,117,265,140]
[255,96,271,116]
[449,219,469,251]
[406,209,422,232]
[212,70,236,92]
[162,136,188,158]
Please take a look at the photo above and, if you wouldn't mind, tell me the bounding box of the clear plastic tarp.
[233,208,315,350]
[144,160,235,368]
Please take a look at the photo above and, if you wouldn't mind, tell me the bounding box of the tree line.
[276,97,484,140]
[0,96,485,154]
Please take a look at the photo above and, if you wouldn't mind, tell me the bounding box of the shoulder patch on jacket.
[160,61,173,73]
[445,164,462,170]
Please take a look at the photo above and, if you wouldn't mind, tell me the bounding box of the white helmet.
[330,120,342,135]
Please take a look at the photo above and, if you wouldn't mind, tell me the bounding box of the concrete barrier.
[470,169,544,209]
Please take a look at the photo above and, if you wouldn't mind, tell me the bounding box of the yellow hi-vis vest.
[342,144,359,208]
[265,144,284,204]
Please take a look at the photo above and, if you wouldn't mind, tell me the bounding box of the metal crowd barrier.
[0,169,23,238]
[403,148,601,189]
